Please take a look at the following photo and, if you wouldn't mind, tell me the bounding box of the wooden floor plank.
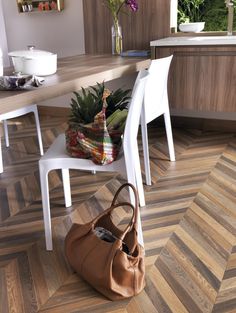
[0,116,235,312]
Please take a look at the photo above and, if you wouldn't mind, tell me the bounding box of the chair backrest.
[123,72,149,152]
[144,55,173,123]
[131,69,148,99]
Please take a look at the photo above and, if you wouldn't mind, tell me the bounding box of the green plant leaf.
[69,81,131,124]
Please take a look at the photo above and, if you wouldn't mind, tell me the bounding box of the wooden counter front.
[152,45,236,113]
[0,54,151,115]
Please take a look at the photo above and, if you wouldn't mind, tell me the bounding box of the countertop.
[0,54,150,115]
[150,36,236,47]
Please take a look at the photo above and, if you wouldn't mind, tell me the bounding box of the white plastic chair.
[0,104,44,173]
[140,55,175,186]
[39,72,149,251]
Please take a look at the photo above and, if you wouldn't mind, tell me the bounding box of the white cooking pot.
[8,46,57,76]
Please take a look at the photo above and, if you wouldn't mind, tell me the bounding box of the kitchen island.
[151,36,236,118]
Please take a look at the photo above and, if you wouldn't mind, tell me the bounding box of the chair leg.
[133,144,146,208]
[141,116,152,186]
[3,120,9,147]
[125,146,145,248]
[164,112,175,162]
[0,137,3,173]
[125,168,136,206]
[134,148,145,247]
[39,163,53,250]
[32,105,44,156]
[136,208,144,248]
[124,142,146,207]
[62,169,72,207]
[126,174,145,248]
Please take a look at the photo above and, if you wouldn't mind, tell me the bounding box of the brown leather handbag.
[64,183,145,300]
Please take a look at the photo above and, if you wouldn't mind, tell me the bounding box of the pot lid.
[8,46,55,59]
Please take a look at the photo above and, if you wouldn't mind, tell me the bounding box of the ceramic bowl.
[179,22,205,33]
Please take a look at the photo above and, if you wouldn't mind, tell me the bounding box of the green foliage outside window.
[178,0,205,23]
[178,0,236,31]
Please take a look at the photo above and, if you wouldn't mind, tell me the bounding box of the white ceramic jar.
[8,46,57,76]
[0,48,3,76]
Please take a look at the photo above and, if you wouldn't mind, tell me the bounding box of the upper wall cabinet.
[16,0,64,13]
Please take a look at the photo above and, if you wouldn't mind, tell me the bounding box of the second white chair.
[0,104,44,173]
[140,55,175,186]
[39,72,149,250]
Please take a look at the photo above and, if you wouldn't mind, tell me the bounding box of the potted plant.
[66,82,130,165]
[178,0,205,32]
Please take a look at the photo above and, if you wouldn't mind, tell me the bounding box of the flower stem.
[116,0,126,16]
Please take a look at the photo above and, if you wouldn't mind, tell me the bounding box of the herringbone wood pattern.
[0,114,235,313]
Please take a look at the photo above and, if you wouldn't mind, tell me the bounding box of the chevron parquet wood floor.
[0,113,235,313]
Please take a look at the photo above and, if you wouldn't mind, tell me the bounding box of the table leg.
[0,134,3,173]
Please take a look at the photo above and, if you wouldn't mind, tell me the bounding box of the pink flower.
[125,0,138,12]
[104,0,138,20]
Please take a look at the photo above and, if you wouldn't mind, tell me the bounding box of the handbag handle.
[92,183,139,239]
[111,183,138,210]
[111,182,138,225]
[110,183,138,240]
[111,183,139,240]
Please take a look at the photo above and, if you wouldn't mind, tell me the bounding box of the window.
[175,0,236,32]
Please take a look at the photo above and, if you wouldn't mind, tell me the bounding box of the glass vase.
[111,21,123,55]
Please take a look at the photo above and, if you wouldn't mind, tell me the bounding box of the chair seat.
[41,133,125,173]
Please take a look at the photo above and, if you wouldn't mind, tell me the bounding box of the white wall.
[0,0,10,66]
[1,0,85,58]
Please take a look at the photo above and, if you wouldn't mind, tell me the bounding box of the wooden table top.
[0,54,150,114]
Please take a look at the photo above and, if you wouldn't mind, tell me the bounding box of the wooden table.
[0,54,151,115]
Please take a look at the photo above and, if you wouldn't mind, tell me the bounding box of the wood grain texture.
[0,55,150,115]
[154,46,236,112]
[83,0,171,54]
[0,114,236,312]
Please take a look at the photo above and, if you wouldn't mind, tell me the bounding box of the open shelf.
[16,0,64,13]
